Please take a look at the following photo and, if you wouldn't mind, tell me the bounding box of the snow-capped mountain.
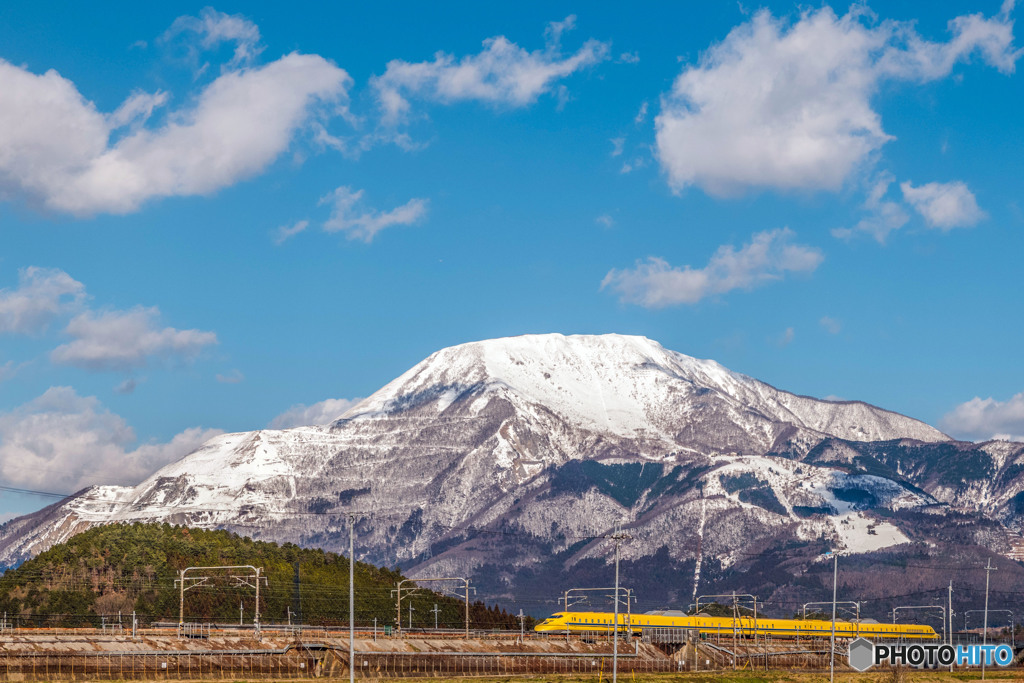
[2,334,1022,611]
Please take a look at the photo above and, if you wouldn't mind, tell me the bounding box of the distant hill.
[0,522,522,629]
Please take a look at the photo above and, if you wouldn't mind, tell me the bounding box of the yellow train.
[534,611,938,640]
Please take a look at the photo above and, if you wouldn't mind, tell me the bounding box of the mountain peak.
[340,332,945,446]
[0,332,951,575]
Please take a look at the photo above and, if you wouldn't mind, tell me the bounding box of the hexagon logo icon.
[848,637,874,672]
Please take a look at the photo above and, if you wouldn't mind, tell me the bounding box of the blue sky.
[0,1,1022,518]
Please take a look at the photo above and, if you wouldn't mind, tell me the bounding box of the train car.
[534,610,938,640]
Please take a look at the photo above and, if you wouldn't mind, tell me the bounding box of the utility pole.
[518,609,525,640]
[983,558,996,680]
[948,581,954,674]
[609,522,629,683]
[179,569,185,629]
[408,603,415,629]
[732,592,738,669]
[431,604,440,630]
[240,602,243,626]
[829,551,839,683]
[349,514,356,683]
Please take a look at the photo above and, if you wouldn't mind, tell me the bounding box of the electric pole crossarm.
[965,609,1013,631]
[231,576,260,589]
[175,576,211,591]
[695,593,758,616]
[176,565,266,634]
[394,577,473,638]
[802,601,858,620]
[562,587,635,611]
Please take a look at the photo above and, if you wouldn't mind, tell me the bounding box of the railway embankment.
[0,629,676,680]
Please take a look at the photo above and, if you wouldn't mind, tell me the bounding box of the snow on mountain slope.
[0,333,981,605]
[342,334,946,445]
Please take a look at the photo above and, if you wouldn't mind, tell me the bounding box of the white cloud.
[656,5,1020,196]
[162,7,264,72]
[0,50,351,215]
[371,18,609,125]
[113,378,138,395]
[108,90,170,129]
[596,214,615,228]
[0,267,85,335]
[610,137,625,157]
[832,173,909,243]
[51,306,217,371]
[940,392,1024,442]
[1,267,216,374]
[602,227,823,308]
[634,100,648,125]
[269,397,362,429]
[545,15,577,46]
[273,219,309,245]
[321,186,428,242]
[0,387,222,491]
[820,316,842,334]
[216,369,244,384]
[619,52,640,64]
[620,156,647,174]
[777,327,795,346]
[900,180,986,229]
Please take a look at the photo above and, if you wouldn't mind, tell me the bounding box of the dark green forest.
[0,523,527,630]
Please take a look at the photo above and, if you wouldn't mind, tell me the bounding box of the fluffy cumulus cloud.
[0,387,222,491]
[372,16,609,125]
[0,267,86,335]
[656,5,1020,196]
[1,267,218,375]
[0,9,351,216]
[602,228,822,308]
[900,180,986,229]
[269,397,362,429]
[940,392,1024,442]
[51,307,217,371]
[321,186,428,242]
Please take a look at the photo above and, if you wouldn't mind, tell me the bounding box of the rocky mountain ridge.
[1,334,1021,614]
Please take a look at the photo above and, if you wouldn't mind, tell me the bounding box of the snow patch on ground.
[833,511,908,553]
